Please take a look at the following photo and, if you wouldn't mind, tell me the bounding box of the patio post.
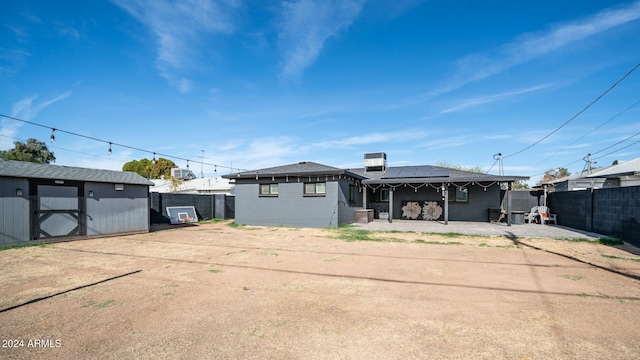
[443,184,448,225]
[506,182,512,226]
[388,187,393,223]
[362,184,367,209]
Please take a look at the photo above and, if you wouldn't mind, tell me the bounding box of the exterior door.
[31,180,85,240]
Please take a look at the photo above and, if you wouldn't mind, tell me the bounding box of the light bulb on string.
[152,153,156,164]
[108,142,112,156]
[50,129,56,143]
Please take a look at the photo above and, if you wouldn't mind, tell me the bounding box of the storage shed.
[1,159,154,245]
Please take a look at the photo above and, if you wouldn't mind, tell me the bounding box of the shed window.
[304,182,326,196]
[260,183,279,196]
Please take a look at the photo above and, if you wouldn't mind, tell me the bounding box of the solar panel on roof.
[381,168,403,178]
[381,166,450,179]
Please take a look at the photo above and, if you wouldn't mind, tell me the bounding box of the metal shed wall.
[85,182,149,236]
[0,177,30,245]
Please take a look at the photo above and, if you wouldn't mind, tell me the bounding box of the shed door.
[33,183,84,239]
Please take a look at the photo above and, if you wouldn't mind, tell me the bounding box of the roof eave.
[363,176,529,185]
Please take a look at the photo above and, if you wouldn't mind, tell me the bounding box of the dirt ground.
[1,221,639,359]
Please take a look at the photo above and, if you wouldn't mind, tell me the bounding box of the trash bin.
[511,211,525,224]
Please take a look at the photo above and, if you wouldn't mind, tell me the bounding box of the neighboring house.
[223,154,529,228]
[541,158,640,192]
[150,177,234,195]
[222,162,366,228]
[1,159,153,245]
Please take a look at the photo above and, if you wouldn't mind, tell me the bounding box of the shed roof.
[0,159,154,186]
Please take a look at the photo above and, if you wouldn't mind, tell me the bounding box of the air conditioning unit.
[364,152,387,172]
[171,168,195,180]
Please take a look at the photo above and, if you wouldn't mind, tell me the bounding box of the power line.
[526,98,640,170]
[0,113,247,172]
[503,62,640,159]
[591,130,640,157]
[527,129,640,180]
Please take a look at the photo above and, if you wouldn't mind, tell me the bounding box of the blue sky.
[1,0,639,184]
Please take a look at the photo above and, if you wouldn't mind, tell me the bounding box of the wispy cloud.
[415,135,477,150]
[308,130,426,149]
[112,0,238,93]
[278,0,366,79]
[0,92,71,149]
[434,0,640,95]
[11,92,72,119]
[440,84,550,113]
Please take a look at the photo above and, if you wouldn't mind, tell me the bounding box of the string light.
[0,113,247,174]
[108,142,112,156]
[152,152,156,164]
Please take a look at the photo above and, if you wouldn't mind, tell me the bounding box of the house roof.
[587,158,640,178]
[222,161,367,180]
[224,161,528,184]
[150,177,233,193]
[0,159,154,186]
[541,157,640,186]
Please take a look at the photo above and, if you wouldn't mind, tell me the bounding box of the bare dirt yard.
[1,221,639,359]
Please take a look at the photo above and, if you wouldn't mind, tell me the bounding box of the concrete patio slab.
[354,220,607,239]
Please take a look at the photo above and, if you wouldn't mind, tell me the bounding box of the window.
[448,186,468,203]
[304,182,326,196]
[348,184,356,202]
[380,188,389,201]
[259,183,278,196]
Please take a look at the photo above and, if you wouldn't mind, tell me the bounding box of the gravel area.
[1,221,639,359]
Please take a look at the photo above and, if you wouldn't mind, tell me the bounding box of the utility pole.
[200,150,204,178]
[493,153,503,176]
[583,153,592,175]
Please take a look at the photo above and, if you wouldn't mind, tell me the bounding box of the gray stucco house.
[223,154,529,228]
[224,162,365,228]
[1,159,153,245]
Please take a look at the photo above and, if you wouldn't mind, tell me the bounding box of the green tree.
[512,180,530,190]
[122,157,176,179]
[151,158,176,179]
[436,161,485,173]
[0,138,56,163]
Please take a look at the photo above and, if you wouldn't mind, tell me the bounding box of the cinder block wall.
[548,186,640,246]
[593,187,640,245]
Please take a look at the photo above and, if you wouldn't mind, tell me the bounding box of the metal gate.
[31,180,85,240]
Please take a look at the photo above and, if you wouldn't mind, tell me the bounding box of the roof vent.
[364,152,386,172]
